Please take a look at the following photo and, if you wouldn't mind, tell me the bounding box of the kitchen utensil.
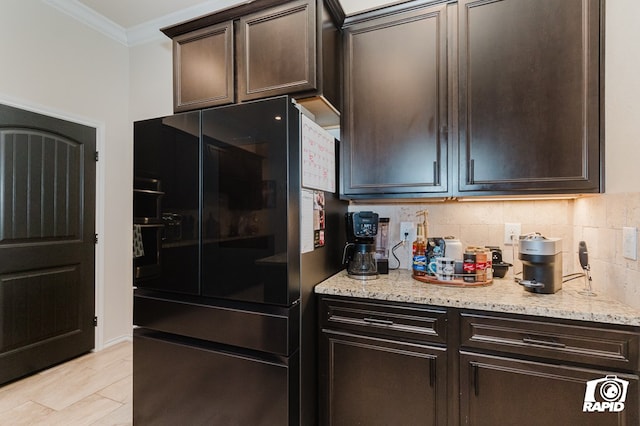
[578,240,596,296]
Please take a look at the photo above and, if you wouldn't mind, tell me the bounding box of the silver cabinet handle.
[522,335,566,349]
[362,317,394,326]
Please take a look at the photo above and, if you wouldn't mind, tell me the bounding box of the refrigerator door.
[134,111,201,295]
[201,97,299,306]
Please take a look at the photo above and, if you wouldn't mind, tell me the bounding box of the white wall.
[604,0,640,194]
[573,194,640,309]
[0,0,132,347]
[129,40,173,121]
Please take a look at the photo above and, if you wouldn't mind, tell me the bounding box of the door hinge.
[93,316,98,327]
[94,233,98,244]
[95,151,99,161]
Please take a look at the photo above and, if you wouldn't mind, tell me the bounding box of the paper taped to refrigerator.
[301,115,335,192]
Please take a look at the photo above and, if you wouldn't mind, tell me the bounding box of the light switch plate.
[622,227,637,260]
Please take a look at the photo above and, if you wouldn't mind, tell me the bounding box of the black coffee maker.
[342,211,379,280]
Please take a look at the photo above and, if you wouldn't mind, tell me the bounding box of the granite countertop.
[315,269,640,326]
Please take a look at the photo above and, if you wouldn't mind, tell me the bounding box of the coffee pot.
[342,211,379,280]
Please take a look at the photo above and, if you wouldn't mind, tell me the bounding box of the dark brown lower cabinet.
[321,331,447,426]
[460,352,639,426]
[459,310,640,425]
[318,296,448,425]
[319,296,640,425]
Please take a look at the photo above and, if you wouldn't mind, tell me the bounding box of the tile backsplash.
[350,192,640,310]
[573,193,640,310]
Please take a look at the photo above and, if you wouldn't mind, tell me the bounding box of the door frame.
[0,95,106,350]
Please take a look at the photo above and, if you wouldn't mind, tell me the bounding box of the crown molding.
[127,0,247,46]
[43,0,128,45]
[43,0,248,47]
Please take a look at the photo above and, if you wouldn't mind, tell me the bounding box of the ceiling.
[76,0,401,29]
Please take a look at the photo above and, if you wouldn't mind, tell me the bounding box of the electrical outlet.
[623,227,638,260]
[400,222,414,242]
[504,223,521,245]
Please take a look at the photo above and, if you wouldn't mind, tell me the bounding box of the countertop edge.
[315,270,640,327]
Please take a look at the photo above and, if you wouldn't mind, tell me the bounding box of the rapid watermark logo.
[583,375,628,413]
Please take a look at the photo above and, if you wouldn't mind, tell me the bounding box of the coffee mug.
[436,257,455,280]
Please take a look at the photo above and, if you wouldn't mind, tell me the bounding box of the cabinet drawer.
[320,296,447,345]
[460,312,640,371]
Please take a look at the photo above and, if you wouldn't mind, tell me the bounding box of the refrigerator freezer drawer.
[134,293,299,356]
[134,329,299,425]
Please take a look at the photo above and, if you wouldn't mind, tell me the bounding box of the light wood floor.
[0,341,132,425]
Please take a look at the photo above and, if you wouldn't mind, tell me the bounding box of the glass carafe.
[344,242,378,279]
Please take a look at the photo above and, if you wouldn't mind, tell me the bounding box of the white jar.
[443,237,463,262]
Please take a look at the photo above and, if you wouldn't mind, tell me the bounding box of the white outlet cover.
[504,223,522,245]
[622,227,637,260]
[400,222,414,238]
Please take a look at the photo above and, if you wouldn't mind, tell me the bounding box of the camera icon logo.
[583,375,628,413]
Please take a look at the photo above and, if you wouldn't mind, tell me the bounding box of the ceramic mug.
[436,257,455,280]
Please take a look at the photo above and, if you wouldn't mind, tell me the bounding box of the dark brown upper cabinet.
[457,0,603,195]
[173,21,234,112]
[237,1,316,102]
[341,2,449,198]
[341,0,603,200]
[162,0,343,124]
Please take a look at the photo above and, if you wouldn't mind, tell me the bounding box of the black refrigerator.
[132,96,346,425]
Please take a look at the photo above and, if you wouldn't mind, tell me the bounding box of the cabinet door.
[457,0,602,194]
[173,21,234,112]
[238,0,317,102]
[342,3,448,197]
[320,330,447,426]
[460,352,639,426]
